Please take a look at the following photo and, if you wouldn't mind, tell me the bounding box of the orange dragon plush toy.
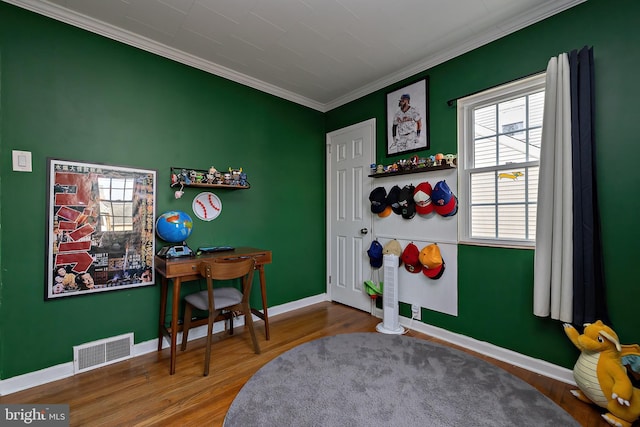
[564,320,640,427]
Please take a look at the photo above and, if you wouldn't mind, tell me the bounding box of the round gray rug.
[224,332,579,426]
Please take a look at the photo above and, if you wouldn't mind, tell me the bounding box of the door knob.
[360,228,368,235]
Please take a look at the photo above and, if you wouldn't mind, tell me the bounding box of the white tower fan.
[376,254,405,334]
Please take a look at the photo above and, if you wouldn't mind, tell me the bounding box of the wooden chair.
[181,257,261,376]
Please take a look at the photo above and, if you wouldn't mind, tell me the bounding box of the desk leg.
[258,265,270,340]
[158,278,168,352]
[169,278,181,374]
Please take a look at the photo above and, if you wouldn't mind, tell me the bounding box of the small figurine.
[229,167,243,185]
[444,154,457,167]
[189,170,204,184]
[180,169,191,185]
[206,166,217,184]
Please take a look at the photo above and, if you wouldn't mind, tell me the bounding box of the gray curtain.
[534,53,573,321]
[534,46,609,325]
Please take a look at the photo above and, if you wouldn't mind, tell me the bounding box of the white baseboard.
[371,305,575,385]
[0,293,574,395]
[0,294,330,396]
[397,315,576,386]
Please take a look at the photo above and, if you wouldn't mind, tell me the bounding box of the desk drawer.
[165,261,199,276]
[251,251,272,265]
[157,249,271,278]
[218,252,272,265]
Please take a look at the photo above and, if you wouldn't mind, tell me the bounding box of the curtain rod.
[446,69,545,107]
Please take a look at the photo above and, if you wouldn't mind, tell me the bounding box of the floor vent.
[73,333,134,374]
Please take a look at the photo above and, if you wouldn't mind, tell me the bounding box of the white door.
[326,119,375,312]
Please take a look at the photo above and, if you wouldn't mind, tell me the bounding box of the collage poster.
[46,159,156,300]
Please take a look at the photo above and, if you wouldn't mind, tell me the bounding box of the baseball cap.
[401,243,421,273]
[419,244,445,279]
[367,240,383,268]
[432,180,458,217]
[378,206,393,218]
[398,184,416,219]
[413,182,434,215]
[400,94,410,100]
[369,187,387,214]
[383,239,403,266]
[386,185,403,215]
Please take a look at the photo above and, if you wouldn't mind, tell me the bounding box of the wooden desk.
[155,247,272,374]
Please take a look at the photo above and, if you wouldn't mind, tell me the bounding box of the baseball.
[207,193,220,212]
[192,192,222,221]
[195,199,208,219]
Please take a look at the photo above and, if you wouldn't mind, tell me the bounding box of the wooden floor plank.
[1,302,610,426]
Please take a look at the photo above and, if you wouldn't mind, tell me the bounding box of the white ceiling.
[8,0,584,111]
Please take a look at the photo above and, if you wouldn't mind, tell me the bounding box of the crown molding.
[5,0,586,113]
[3,0,326,111]
[324,0,587,111]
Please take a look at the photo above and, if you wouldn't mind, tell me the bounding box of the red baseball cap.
[413,182,434,215]
[401,243,421,274]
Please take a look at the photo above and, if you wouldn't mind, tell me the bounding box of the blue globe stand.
[157,243,194,258]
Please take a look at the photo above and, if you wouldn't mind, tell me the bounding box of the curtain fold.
[533,53,573,322]
[569,47,610,326]
[534,46,609,324]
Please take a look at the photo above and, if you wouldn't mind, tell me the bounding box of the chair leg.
[181,303,193,351]
[203,314,214,376]
[242,303,261,354]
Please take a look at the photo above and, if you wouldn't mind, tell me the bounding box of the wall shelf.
[170,167,250,190]
[177,182,249,190]
[368,163,456,178]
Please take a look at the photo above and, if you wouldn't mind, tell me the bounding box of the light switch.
[12,150,32,172]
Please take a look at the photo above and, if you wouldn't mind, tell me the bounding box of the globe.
[156,210,193,243]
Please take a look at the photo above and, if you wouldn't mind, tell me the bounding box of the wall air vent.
[73,333,134,374]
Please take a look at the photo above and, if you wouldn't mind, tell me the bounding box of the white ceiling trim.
[4,0,325,111]
[5,0,586,113]
[324,0,586,111]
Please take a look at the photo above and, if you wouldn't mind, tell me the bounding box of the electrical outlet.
[411,304,421,320]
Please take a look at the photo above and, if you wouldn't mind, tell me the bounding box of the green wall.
[327,0,640,368]
[0,3,324,379]
[1,0,639,381]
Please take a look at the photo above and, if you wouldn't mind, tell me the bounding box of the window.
[98,177,134,231]
[457,74,545,248]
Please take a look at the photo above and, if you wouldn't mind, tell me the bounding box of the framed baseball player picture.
[45,158,157,300]
[385,77,430,157]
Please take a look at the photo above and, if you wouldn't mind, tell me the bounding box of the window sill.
[458,239,535,250]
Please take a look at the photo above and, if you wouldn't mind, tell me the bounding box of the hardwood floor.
[1,302,613,426]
